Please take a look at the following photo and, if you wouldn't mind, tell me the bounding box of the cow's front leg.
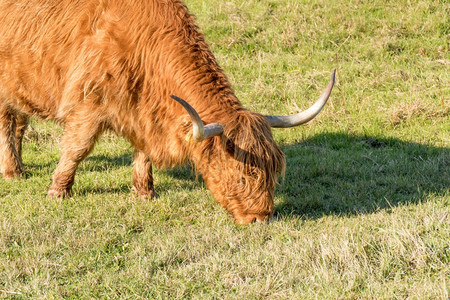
[0,104,23,179]
[48,109,104,198]
[132,149,156,199]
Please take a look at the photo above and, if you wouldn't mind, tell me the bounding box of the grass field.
[1,0,449,298]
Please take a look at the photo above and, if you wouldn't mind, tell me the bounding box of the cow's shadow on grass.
[274,132,449,219]
[41,132,448,218]
[84,154,132,169]
[78,153,200,196]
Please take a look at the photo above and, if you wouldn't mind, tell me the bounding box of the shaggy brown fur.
[0,0,285,224]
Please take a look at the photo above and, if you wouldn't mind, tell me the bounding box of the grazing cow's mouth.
[234,212,272,225]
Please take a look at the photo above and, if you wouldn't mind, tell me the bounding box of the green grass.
[1,0,449,298]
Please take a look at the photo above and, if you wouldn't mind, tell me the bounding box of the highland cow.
[0,0,335,224]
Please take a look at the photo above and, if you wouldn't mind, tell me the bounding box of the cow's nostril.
[251,218,257,224]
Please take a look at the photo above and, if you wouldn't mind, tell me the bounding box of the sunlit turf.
[1,0,449,298]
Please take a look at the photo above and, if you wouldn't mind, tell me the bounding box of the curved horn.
[171,95,224,142]
[266,69,336,128]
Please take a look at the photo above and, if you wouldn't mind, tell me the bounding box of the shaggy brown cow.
[0,0,335,224]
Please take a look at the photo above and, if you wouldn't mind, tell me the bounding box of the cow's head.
[172,70,335,224]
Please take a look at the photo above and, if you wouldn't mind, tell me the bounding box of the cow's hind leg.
[132,150,156,199]
[15,113,29,160]
[48,105,105,198]
[0,104,23,179]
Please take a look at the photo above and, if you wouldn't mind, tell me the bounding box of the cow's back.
[0,1,93,118]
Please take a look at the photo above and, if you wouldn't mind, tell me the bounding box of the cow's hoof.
[48,187,71,198]
[132,186,157,200]
[1,168,23,180]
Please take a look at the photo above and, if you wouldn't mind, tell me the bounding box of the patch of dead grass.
[390,101,448,126]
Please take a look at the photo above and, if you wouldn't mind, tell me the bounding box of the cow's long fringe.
[197,111,285,219]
